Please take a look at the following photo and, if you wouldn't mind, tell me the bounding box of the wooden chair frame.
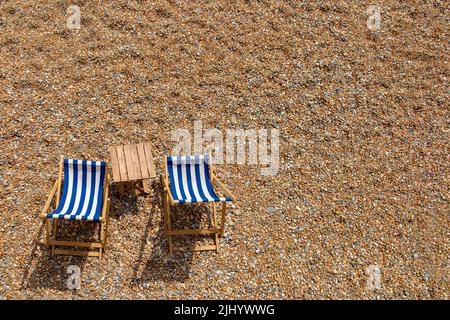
[39,156,111,258]
[162,153,235,253]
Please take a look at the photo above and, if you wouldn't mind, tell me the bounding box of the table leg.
[142,179,150,194]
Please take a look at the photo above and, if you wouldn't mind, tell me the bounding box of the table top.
[109,142,156,183]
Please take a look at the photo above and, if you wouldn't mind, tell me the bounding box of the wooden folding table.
[109,142,156,196]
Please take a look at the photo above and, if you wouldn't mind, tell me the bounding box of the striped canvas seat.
[167,154,232,204]
[48,159,106,221]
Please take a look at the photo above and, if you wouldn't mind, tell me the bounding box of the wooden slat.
[48,240,103,248]
[56,156,64,205]
[220,201,227,235]
[162,174,175,205]
[116,146,128,182]
[123,145,137,180]
[130,144,142,180]
[167,228,220,236]
[40,179,59,219]
[100,174,110,221]
[136,143,149,179]
[143,142,156,178]
[109,147,121,183]
[53,249,100,257]
[213,178,235,199]
[172,245,218,252]
[123,145,135,180]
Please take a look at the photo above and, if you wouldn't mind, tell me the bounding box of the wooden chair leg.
[45,219,50,245]
[164,191,168,233]
[212,203,219,252]
[165,191,173,254]
[100,195,110,252]
[98,221,103,258]
[219,202,227,236]
[51,219,58,255]
[103,216,110,248]
[100,220,105,244]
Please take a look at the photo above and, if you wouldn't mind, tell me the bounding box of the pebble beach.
[0,1,448,299]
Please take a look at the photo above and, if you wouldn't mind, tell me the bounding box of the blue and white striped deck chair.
[162,154,235,253]
[40,157,111,257]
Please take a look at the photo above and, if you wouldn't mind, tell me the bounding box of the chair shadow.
[131,178,216,285]
[21,219,97,292]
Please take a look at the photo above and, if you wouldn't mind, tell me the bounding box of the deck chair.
[162,153,235,253]
[39,156,110,257]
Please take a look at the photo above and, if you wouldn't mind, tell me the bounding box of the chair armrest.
[40,179,59,219]
[101,174,110,221]
[212,176,235,200]
[162,174,175,206]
